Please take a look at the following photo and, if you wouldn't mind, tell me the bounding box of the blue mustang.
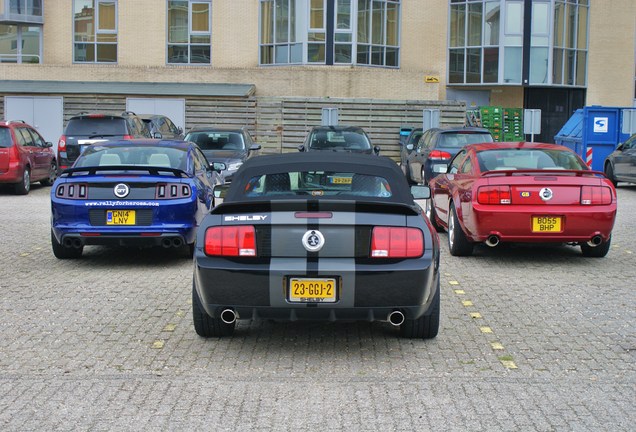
[51,140,224,259]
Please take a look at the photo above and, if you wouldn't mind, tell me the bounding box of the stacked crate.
[479,106,503,141]
[503,108,524,141]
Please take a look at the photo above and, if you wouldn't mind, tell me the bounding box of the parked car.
[399,127,423,176]
[427,142,616,257]
[403,127,493,184]
[298,125,380,155]
[57,112,151,170]
[0,120,57,194]
[50,139,225,259]
[604,132,636,186]
[184,126,260,183]
[192,152,440,339]
[138,114,184,140]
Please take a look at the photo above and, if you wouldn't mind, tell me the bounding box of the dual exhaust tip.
[161,237,184,249]
[485,234,604,248]
[220,308,406,327]
[62,237,83,249]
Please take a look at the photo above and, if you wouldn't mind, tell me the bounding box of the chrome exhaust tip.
[485,235,500,247]
[388,310,405,326]
[587,235,603,247]
[161,238,173,248]
[220,308,237,324]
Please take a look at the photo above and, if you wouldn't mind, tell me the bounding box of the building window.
[167,0,212,64]
[0,24,41,63]
[448,0,588,87]
[73,0,118,63]
[8,0,42,16]
[259,0,400,67]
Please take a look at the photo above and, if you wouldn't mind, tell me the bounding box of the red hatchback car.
[427,142,616,257]
[0,120,57,195]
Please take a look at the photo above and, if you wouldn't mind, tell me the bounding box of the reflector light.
[581,186,612,205]
[205,226,256,257]
[370,227,424,258]
[58,136,66,151]
[477,186,511,205]
[123,135,133,140]
[428,150,452,160]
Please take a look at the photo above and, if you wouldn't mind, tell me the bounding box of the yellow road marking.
[480,326,493,334]
[470,312,482,319]
[491,342,504,350]
[454,289,465,295]
[163,323,177,332]
[152,340,165,349]
[449,280,459,285]
[500,360,518,369]
[462,300,473,307]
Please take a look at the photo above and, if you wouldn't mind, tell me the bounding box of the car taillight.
[55,183,88,199]
[204,226,256,257]
[370,227,424,258]
[58,135,66,151]
[428,150,452,160]
[123,135,133,140]
[581,186,612,205]
[156,183,191,199]
[477,186,511,204]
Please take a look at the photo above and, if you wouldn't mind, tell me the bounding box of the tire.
[447,202,473,256]
[41,160,58,186]
[14,167,30,195]
[581,235,611,258]
[192,281,235,337]
[400,283,440,339]
[425,198,443,232]
[604,162,618,187]
[51,230,83,259]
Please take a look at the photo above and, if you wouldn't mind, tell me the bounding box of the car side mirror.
[212,162,226,172]
[616,143,624,151]
[152,131,163,139]
[178,126,183,134]
[406,143,414,151]
[297,144,305,152]
[410,185,431,200]
[45,141,53,148]
[374,146,381,155]
[250,144,261,152]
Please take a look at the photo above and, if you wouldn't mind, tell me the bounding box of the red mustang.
[426,142,617,257]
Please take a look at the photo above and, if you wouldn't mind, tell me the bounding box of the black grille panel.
[89,209,153,226]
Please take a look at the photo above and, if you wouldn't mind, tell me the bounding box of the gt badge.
[302,230,325,252]
[520,191,531,198]
[539,187,553,201]
[114,183,130,198]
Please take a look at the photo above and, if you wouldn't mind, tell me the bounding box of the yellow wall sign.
[425,76,440,83]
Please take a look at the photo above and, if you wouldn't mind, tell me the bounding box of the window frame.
[166,0,212,65]
[73,0,119,64]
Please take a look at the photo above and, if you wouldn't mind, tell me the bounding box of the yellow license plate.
[330,177,352,184]
[532,216,562,232]
[106,210,136,225]
[289,278,337,303]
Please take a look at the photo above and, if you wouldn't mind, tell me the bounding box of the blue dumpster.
[554,106,631,172]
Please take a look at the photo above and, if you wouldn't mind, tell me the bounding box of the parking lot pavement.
[0,183,634,431]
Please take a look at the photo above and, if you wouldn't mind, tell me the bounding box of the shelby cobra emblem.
[302,230,325,252]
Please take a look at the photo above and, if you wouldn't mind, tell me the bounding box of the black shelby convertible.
[192,152,441,339]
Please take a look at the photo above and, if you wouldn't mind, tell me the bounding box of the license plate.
[330,176,352,184]
[289,278,337,303]
[532,216,562,232]
[433,164,448,173]
[106,210,136,225]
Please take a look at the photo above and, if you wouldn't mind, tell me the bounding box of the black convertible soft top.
[225,152,414,204]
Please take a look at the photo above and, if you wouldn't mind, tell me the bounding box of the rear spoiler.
[60,165,188,178]
[481,169,606,178]
[211,199,421,216]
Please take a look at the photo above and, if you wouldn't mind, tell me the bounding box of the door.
[614,135,636,179]
[126,98,186,132]
[5,97,64,153]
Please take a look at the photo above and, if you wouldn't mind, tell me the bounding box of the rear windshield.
[241,171,392,199]
[74,145,187,170]
[439,132,493,147]
[187,132,245,151]
[0,127,11,148]
[477,149,587,171]
[308,130,371,151]
[65,118,127,136]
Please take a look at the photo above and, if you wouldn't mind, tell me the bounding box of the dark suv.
[0,120,57,194]
[57,112,151,170]
[298,126,380,155]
